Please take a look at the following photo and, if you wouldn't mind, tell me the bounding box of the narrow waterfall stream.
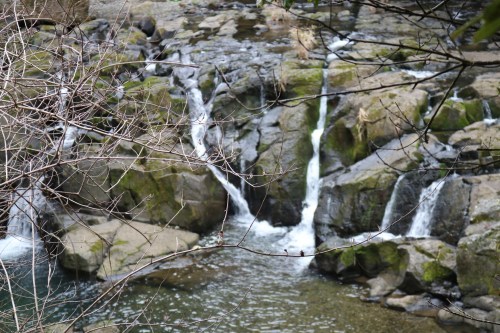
[380,174,406,232]
[178,54,253,220]
[281,68,329,255]
[0,79,78,260]
[406,179,446,237]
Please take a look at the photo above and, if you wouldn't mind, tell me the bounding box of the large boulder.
[467,174,500,224]
[248,104,315,226]
[96,221,199,280]
[398,239,457,294]
[57,137,227,233]
[108,153,227,233]
[323,77,428,165]
[60,220,121,273]
[431,174,500,244]
[425,99,484,131]
[316,238,458,298]
[316,239,408,295]
[457,223,500,297]
[314,134,421,239]
[431,176,471,245]
[58,215,200,279]
[448,121,500,166]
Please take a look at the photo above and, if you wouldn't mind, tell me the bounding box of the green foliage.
[452,0,500,42]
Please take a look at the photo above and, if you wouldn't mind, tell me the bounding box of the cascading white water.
[380,174,406,231]
[406,179,446,237]
[177,55,253,221]
[0,184,48,259]
[281,68,329,254]
[482,100,496,125]
[0,77,78,259]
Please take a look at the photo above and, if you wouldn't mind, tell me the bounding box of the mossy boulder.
[425,99,484,131]
[109,153,226,233]
[280,60,323,105]
[465,72,500,118]
[58,216,199,279]
[398,239,457,294]
[93,50,145,77]
[248,104,315,226]
[15,50,55,78]
[457,225,500,297]
[324,85,427,165]
[316,239,409,295]
[118,76,177,125]
[317,238,458,296]
[328,60,374,89]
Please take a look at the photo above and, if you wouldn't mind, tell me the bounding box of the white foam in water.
[351,232,400,243]
[482,100,497,125]
[326,37,351,63]
[402,70,436,79]
[328,36,352,52]
[406,179,446,237]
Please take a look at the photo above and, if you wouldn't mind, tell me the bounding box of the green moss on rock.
[422,261,455,283]
[427,99,484,131]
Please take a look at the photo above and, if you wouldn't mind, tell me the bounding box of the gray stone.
[249,104,315,226]
[457,226,500,297]
[463,295,500,312]
[431,176,471,245]
[315,134,421,238]
[60,220,122,273]
[96,221,199,280]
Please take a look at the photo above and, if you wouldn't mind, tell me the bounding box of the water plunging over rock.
[177,53,252,220]
[0,184,49,259]
[281,68,329,255]
[406,179,446,237]
[380,174,406,232]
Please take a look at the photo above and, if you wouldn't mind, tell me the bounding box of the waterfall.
[0,184,48,259]
[449,89,463,102]
[380,174,406,231]
[281,68,329,253]
[177,55,252,220]
[406,179,445,237]
[482,100,496,125]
